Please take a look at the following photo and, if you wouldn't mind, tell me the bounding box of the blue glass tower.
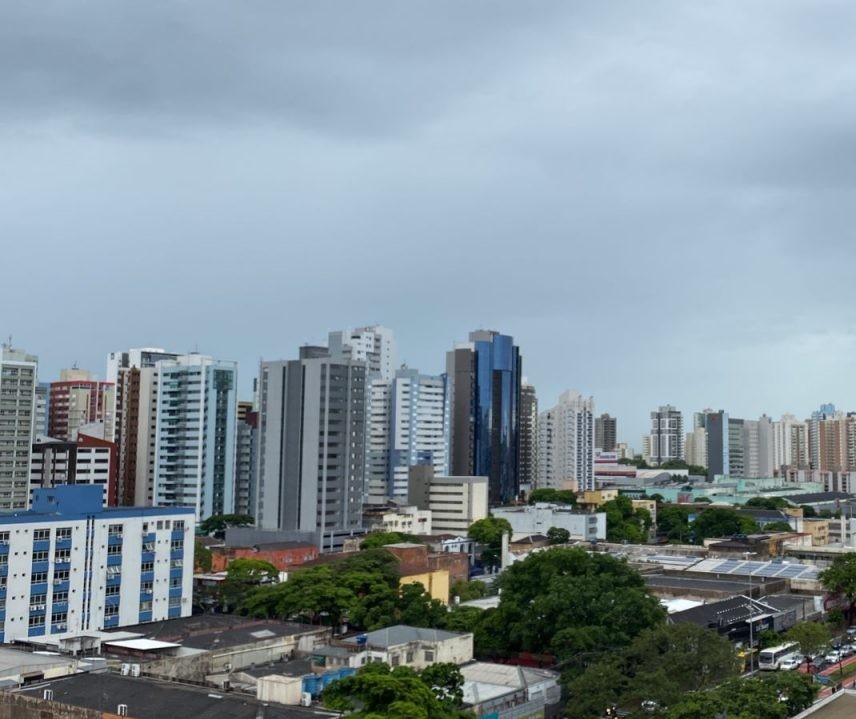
[447,330,521,504]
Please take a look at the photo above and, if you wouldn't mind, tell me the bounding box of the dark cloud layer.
[3,1,856,445]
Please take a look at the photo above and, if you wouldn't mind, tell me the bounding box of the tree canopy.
[486,547,665,666]
[546,526,571,545]
[691,507,758,542]
[820,553,856,622]
[745,497,791,510]
[323,662,470,719]
[565,623,739,719]
[198,513,254,537]
[468,517,512,568]
[194,539,213,572]
[528,488,577,505]
[361,531,424,550]
[602,495,651,543]
[785,621,830,661]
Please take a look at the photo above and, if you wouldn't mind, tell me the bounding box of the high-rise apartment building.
[518,382,538,489]
[34,382,49,438]
[446,330,521,505]
[808,404,837,470]
[152,354,238,520]
[647,405,684,466]
[0,344,38,511]
[727,418,745,476]
[256,346,367,547]
[366,368,448,504]
[48,369,115,442]
[772,414,809,472]
[537,390,595,492]
[328,325,397,382]
[685,427,708,469]
[705,410,729,480]
[594,413,617,452]
[741,415,774,478]
[0,485,194,644]
[235,401,258,517]
[107,348,181,506]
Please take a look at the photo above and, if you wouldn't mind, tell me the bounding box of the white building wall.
[492,504,606,541]
[537,391,594,491]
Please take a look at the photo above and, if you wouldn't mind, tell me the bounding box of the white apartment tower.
[537,390,595,492]
[328,325,397,382]
[648,405,684,465]
[773,414,810,472]
[366,368,448,503]
[0,344,38,511]
[152,355,238,520]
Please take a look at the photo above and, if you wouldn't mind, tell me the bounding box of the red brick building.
[210,541,319,572]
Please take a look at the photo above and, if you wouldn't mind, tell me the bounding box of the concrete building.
[447,330,522,505]
[492,503,606,542]
[408,466,488,536]
[0,344,38,511]
[742,415,775,479]
[341,625,474,669]
[234,401,258,517]
[328,325,397,383]
[256,346,367,548]
[152,354,238,521]
[705,410,729,480]
[33,382,49,438]
[364,505,433,535]
[594,412,617,452]
[773,414,810,473]
[461,662,561,719]
[537,390,595,492]
[366,368,448,504]
[685,426,708,469]
[518,381,538,489]
[648,405,684,465]
[0,485,195,644]
[30,433,118,507]
[107,348,181,507]
[47,369,115,443]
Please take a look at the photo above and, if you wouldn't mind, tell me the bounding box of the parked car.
[841,644,856,657]
[825,650,843,664]
[779,657,801,671]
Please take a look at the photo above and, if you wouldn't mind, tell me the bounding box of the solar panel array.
[699,559,820,581]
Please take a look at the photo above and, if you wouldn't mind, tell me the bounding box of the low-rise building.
[383,542,470,592]
[0,485,194,644]
[408,467,488,535]
[364,505,433,535]
[491,503,606,542]
[341,625,474,669]
[460,662,561,719]
[209,541,319,573]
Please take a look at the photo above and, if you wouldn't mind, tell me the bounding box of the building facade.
[772,414,810,473]
[234,401,258,518]
[328,325,397,383]
[705,410,729,480]
[366,368,448,504]
[446,330,521,505]
[256,347,367,546]
[647,405,684,466]
[30,433,118,507]
[537,390,595,492]
[0,345,38,511]
[594,413,617,453]
[518,382,538,489]
[0,485,194,644]
[48,369,115,443]
[408,466,488,536]
[152,354,238,520]
[491,503,606,542]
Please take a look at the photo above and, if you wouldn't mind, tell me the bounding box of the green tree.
[820,553,856,624]
[449,579,487,602]
[745,497,791,510]
[785,621,829,665]
[757,629,781,649]
[603,495,651,544]
[198,513,253,537]
[656,505,691,542]
[647,493,665,503]
[691,507,758,542]
[566,623,739,718]
[491,548,665,668]
[194,540,213,572]
[528,488,577,505]
[801,504,817,518]
[361,531,423,549]
[468,517,513,568]
[546,526,571,545]
[220,558,279,612]
[323,662,470,719]
[397,582,447,628]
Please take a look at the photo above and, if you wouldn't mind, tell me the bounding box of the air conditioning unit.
[121,664,130,676]
[43,690,53,701]
[130,664,141,677]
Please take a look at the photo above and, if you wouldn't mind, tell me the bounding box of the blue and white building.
[0,486,194,644]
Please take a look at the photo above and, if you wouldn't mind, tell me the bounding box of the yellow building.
[399,569,450,604]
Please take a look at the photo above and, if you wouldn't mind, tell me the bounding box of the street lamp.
[744,551,757,673]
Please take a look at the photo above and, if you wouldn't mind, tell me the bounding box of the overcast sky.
[3,1,856,447]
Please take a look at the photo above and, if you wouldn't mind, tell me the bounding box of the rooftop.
[0,648,74,676]
[18,673,335,719]
[782,492,853,504]
[109,615,323,652]
[342,625,466,648]
[793,689,856,718]
[670,595,779,627]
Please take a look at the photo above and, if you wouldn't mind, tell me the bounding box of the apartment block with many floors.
[0,485,195,644]
[0,345,38,511]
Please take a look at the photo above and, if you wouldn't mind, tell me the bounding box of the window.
[140,582,153,592]
[168,597,181,608]
[107,545,122,555]
[32,551,49,562]
[105,586,120,597]
[33,529,50,541]
[30,594,47,608]
[139,601,152,612]
[56,528,72,540]
[141,562,154,572]
[423,650,434,662]
[54,570,70,582]
[169,578,182,588]
[54,549,71,562]
[104,605,119,617]
[0,531,9,544]
[31,572,48,584]
[28,614,45,627]
[51,612,67,624]
[170,559,182,569]
[53,592,68,603]
[170,541,183,551]
[173,520,185,531]
[108,524,123,537]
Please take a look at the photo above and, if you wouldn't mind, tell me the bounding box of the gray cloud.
[3,1,856,444]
